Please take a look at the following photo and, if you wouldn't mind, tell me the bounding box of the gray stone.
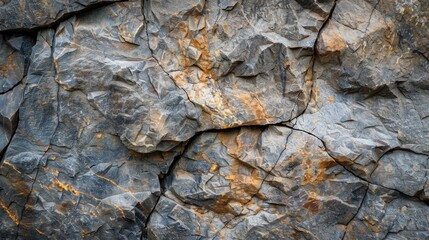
[371,150,429,198]
[0,33,34,155]
[149,126,368,239]
[144,0,335,130]
[0,0,428,239]
[292,0,429,179]
[344,184,429,240]
[0,83,24,155]
[0,4,186,238]
[0,0,122,31]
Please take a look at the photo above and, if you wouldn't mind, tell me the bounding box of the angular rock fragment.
[292,0,429,179]
[371,150,429,199]
[51,1,200,154]
[0,83,24,155]
[344,184,429,240]
[0,33,34,155]
[144,0,336,130]
[0,0,428,239]
[0,0,122,31]
[0,4,186,238]
[148,126,368,239]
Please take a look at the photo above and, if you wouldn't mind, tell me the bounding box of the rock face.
[0,0,122,31]
[0,0,428,239]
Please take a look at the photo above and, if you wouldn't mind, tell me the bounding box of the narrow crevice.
[141,0,196,107]
[341,185,369,240]
[289,0,337,126]
[364,0,381,33]
[413,49,429,63]
[369,146,429,179]
[0,80,23,95]
[14,28,60,239]
[287,126,429,204]
[0,113,18,162]
[141,133,198,239]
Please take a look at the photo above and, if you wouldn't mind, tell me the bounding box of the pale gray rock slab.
[371,150,429,198]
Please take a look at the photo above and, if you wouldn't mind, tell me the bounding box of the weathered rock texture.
[0,0,428,239]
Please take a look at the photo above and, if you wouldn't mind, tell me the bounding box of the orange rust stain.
[194,207,206,216]
[56,201,74,213]
[10,179,31,200]
[237,93,268,121]
[222,159,264,205]
[302,157,337,185]
[314,87,320,96]
[191,34,216,80]
[303,192,320,214]
[173,14,216,87]
[209,162,218,173]
[318,31,346,56]
[292,146,338,185]
[50,180,80,195]
[195,132,265,214]
[328,96,335,103]
[0,53,17,75]
[49,180,101,201]
[0,198,19,225]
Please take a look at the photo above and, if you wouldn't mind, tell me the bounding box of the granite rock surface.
[0,0,428,239]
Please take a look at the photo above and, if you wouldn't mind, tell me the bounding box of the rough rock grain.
[0,0,428,239]
[148,126,368,239]
[0,0,122,31]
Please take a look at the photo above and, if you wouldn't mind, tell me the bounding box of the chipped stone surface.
[0,0,122,31]
[148,126,367,239]
[144,0,334,130]
[0,33,34,155]
[344,184,429,240]
[292,0,429,179]
[0,0,428,239]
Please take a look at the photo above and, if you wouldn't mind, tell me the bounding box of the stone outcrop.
[0,0,428,239]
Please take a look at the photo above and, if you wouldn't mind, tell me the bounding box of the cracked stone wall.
[0,0,428,239]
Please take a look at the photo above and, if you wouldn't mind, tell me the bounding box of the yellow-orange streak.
[49,180,101,201]
[34,227,48,237]
[2,161,22,174]
[0,199,19,225]
[113,203,127,219]
[95,174,137,201]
